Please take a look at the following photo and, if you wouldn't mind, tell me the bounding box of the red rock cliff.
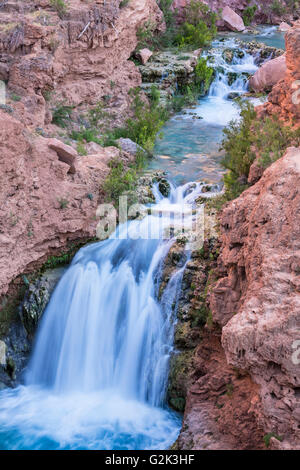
[210,147,300,449]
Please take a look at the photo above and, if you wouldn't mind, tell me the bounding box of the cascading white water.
[0,182,205,450]
[181,38,262,126]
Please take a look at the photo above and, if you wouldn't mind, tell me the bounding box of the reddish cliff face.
[0,0,164,128]
[0,110,134,297]
[210,147,300,449]
[0,0,163,297]
[261,23,300,125]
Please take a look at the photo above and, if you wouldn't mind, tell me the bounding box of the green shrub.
[52,103,73,128]
[70,128,102,145]
[50,0,68,19]
[175,0,217,49]
[253,116,300,168]
[263,433,283,448]
[120,0,130,7]
[105,86,169,152]
[194,57,214,94]
[10,93,21,102]
[57,197,69,209]
[220,101,300,200]
[102,157,137,203]
[221,101,257,182]
[243,5,258,26]
[76,141,87,156]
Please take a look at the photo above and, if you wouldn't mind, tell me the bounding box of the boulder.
[249,54,286,92]
[48,138,77,174]
[279,22,291,32]
[117,137,146,156]
[222,6,245,32]
[137,48,153,65]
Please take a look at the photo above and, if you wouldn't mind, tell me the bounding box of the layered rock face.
[210,147,300,449]
[0,0,163,296]
[0,110,134,298]
[0,0,164,128]
[262,23,300,125]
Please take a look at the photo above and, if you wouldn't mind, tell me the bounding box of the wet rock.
[21,268,65,337]
[227,92,240,100]
[222,49,234,64]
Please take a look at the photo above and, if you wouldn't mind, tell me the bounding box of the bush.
[52,103,74,128]
[194,57,214,94]
[105,86,169,152]
[175,0,217,49]
[102,157,137,203]
[221,101,300,200]
[271,0,287,15]
[243,5,258,26]
[50,0,68,19]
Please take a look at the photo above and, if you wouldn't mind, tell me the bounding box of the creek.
[0,27,284,450]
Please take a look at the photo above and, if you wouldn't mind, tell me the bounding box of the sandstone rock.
[249,54,286,92]
[117,137,146,156]
[260,24,300,125]
[0,0,164,129]
[48,138,78,174]
[137,48,153,65]
[210,147,300,449]
[221,6,245,32]
[0,111,131,298]
[279,22,291,32]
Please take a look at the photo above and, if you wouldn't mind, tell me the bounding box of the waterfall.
[0,182,204,450]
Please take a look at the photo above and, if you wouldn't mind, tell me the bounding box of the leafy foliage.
[220,101,300,200]
[175,0,217,49]
[50,0,68,19]
[52,103,74,128]
[242,5,258,26]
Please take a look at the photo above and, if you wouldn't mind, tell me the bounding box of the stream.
[0,27,284,450]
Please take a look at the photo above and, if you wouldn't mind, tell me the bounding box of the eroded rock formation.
[0,0,164,128]
[212,147,300,450]
[261,23,300,125]
[0,110,134,298]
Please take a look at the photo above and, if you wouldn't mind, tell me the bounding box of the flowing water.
[0,27,285,450]
[151,28,285,184]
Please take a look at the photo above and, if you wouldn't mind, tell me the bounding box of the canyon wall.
[172,0,300,25]
[0,0,163,297]
[176,22,300,450]
[0,0,163,129]
[211,147,300,450]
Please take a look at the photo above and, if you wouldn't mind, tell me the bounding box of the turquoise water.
[152,116,226,185]
[233,25,286,49]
